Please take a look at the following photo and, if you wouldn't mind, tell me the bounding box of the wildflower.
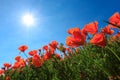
[101,25,114,35]
[49,41,58,53]
[13,58,26,69]
[68,27,81,35]
[50,47,55,54]
[111,32,120,41]
[82,21,98,35]
[12,62,20,69]
[43,51,52,61]
[66,27,86,47]
[0,69,4,75]
[55,54,61,59]
[32,54,42,67]
[66,35,85,47]
[18,45,28,52]
[42,45,48,51]
[90,33,106,47]
[66,36,77,47]
[19,59,26,68]
[3,63,11,68]
[6,76,10,80]
[109,12,120,28]
[15,56,21,62]
[28,50,38,56]
[49,41,58,49]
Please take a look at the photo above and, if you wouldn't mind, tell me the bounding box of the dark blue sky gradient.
[0,0,120,67]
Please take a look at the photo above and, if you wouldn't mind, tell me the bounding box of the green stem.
[23,52,28,58]
[83,48,110,77]
[94,60,110,76]
[107,46,120,62]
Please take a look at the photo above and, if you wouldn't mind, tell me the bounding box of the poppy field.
[0,12,120,80]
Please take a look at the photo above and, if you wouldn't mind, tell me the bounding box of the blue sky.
[0,0,120,67]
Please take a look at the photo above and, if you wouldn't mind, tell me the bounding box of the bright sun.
[22,14,34,26]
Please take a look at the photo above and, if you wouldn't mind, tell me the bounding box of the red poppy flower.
[49,46,55,54]
[101,25,114,35]
[66,36,76,47]
[68,27,81,35]
[73,29,86,42]
[111,32,120,41]
[66,34,85,47]
[66,27,86,47]
[18,45,28,52]
[12,62,20,69]
[49,41,58,54]
[19,59,26,68]
[28,50,38,56]
[42,45,48,51]
[49,41,58,49]
[90,33,106,47]
[55,54,61,59]
[15,56,21,62]
[32,54,42,67]
[3,63,11,68]
[0,69,4,75]
[109,12,120,28]
[6,76,10,80]
[82,21,98,35]
[43,51,52,61]
[13,58,26,69]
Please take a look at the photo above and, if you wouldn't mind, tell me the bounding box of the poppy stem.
[103,20,120,28]
[23,52,28,58]
[107,46,120,62]
[83,48,110,77]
